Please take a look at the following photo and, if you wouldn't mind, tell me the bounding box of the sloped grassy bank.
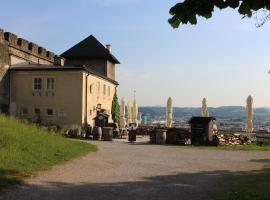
[0,115,97,189]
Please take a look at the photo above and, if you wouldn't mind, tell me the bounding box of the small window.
[97,82,100,94]
[46,77,55,91]
[58,109,66,118]
[90,84,94,94]
[46,108,54,116]
[103,84,106,95]
[108,86,110,96]
[20,107,28,116]
[34,108,40,115]
[89,109,92,116]
[33,78,42,91]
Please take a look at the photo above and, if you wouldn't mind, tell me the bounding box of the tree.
[111,91,120,124]
[169,0,270,28]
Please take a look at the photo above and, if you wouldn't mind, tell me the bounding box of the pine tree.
[111,91,120,124]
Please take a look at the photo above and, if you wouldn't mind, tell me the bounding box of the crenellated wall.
[2,31,55,65]
[0,28,58,113]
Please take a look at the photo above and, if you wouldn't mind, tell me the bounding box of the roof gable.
[61,35,120,64]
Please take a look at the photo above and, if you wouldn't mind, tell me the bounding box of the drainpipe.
[84,72,90,124]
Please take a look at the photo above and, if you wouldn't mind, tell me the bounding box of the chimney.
[54,56,65,66]
[106,44,112,53]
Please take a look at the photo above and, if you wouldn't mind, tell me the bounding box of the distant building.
[141,113,151,125]
[0,29,120,128]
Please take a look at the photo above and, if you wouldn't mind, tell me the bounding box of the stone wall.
[3,31,55,65]
[0,28,57,113]
[0,29,10,80]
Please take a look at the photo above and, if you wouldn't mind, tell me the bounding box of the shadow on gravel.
[0,168,23,189]
[1,167,270,200]
[249,159,270,163]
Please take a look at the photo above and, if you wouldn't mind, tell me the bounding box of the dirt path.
[1,137,269,200]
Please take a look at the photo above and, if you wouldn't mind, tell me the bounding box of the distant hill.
[139,106,270,121]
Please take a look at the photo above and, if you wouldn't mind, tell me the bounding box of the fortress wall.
[0,28,58,113]
[3,32,55,65]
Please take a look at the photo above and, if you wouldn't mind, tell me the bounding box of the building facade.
[0,29,120,128]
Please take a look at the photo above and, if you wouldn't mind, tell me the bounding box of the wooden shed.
[189,117,216,145]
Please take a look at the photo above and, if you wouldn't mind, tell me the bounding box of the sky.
[1,0,270,107]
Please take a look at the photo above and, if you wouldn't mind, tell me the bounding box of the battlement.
[0,29,56,63]
[0,29,4,42]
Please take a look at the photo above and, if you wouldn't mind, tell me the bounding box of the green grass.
[0,115,97,189]
[214,168,270,200]
[174,144,270,151]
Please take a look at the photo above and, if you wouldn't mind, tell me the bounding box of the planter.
[93,126,102,140]
[156,129,167,145]
[102,127,113,141]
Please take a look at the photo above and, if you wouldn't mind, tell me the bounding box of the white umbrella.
[246,95,254,133]
[133,98,138,125]
[202,98,209,117]
[166,97,173,127]
[127,101,133,125]
[120,98,126,128]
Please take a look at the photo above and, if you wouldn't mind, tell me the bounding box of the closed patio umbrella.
[246,95,254,133]
[127,101,133,125]
[120,98,126,128]
[166,97,173,127]
[133,98,138,125]
[202,98,209,117]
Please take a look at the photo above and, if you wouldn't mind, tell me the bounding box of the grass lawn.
[0,115,97,190]
[215,144,270,151]
[214,167,270,200]
[174,144,270,151]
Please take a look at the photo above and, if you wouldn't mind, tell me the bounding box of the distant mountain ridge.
[139,106,270,120]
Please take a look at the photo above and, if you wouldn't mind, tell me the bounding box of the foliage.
[169,0,270,28]
[111,92,120,124]
[0,115,97,189]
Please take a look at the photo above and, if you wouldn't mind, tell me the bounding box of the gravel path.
[1,137,270,200]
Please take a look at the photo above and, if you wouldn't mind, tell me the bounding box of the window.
[46,108,54,116]
[103,84,106,95]
[97,82,100,94]
[33,78,42,90]
[20,107,28,116]
[90,84,94,94]
[58,109,66,118]
[46,77,55,90]
[108,86,110,96]
[89,109,92,116]
[34,108,40,115]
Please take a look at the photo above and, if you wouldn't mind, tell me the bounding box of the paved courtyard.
[1,137,270,200]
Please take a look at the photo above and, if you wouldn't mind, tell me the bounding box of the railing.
[256,133,270,145]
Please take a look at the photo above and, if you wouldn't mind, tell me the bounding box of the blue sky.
[1,0,270,107]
